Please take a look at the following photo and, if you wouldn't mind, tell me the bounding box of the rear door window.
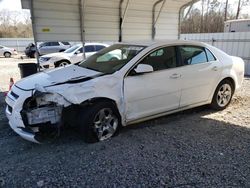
[95,45,106,51]
[49,42,60,46]
[179,46,207,65]
[85,45,95,53]
[61,42,70,45]
[205,48,216,61]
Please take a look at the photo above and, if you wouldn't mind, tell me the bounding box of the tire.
[55,60,70,67]
[78,101,121,143]
[210,79,234,110]
[4,52,11,58]
[31,52,36,58]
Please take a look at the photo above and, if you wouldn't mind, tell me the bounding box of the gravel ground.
[0,57,250,187]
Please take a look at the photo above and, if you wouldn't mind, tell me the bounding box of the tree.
[0,9,33,38]
[224,0,229,21]
[236,0,250,19]
[181,0,250,34]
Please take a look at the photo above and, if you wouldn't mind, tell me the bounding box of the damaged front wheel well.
[81,97,116,107]
[81,97,121,116]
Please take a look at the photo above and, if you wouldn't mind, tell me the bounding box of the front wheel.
[78,102,120,143]
[210,80,234,110]
[56,61,70,67]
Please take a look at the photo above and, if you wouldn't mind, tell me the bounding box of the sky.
[0,0,22,10]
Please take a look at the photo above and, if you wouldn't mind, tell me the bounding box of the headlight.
[39,57,51,62]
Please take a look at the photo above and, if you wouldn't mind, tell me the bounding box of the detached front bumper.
[5,86,40,143]
[6,110,39,143]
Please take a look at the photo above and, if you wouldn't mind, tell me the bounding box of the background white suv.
[39,43,109,69]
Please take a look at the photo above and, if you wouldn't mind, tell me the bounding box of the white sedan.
[5,41,245,143]
[39,43,109,69]
[0,45,17,58]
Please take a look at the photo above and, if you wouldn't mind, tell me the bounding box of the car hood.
[15,65,101,90]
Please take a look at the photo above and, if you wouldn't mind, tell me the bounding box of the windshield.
[78,44,146,74]
[64,45,81,53]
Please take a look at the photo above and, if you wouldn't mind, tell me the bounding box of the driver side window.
[140,46,177,71]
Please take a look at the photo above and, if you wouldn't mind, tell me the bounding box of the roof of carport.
[21,0,199,42]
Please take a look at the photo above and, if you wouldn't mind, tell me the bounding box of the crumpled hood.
[15,65,100,90]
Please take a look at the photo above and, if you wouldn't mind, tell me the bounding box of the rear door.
[178,46,222,107]
[124,46,182,121]
[48,42,61,53]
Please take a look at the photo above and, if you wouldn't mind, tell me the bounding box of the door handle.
[170,73,181,79]
[212,66,218,71]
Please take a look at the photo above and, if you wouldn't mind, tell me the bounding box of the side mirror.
[134,64,153,74]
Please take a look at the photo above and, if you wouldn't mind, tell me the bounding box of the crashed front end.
[5,85,69,143]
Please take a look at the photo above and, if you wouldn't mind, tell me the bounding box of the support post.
[152,0,166,40]
[79,0,86,59]
[119,0,124,42]
[30,0,40,71]
[178,0,196,39]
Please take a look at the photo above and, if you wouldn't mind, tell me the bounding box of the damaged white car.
[5,41,245,143]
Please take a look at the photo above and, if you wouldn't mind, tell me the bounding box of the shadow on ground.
[0,91,249,187]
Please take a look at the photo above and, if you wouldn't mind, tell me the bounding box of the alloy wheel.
[93,108,118,141]
[216,83,232,107]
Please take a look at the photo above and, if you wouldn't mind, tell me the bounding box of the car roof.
[72,43,109,47]
[119,40,207,48]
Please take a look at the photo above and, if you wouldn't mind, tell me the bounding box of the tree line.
[181,0,250,33]
[0,9,33,38]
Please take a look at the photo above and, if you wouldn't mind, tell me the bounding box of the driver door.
[124,46,182,122]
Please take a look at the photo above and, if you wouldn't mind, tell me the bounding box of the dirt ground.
[0,57,249,187]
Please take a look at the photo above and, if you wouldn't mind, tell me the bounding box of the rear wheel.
[210,80,234,110]
[78,102,120,143]
[4,52,11,58]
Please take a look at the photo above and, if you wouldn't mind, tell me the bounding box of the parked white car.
[39,43,109,69]
[5,41,245,143]
[0,45,17,58]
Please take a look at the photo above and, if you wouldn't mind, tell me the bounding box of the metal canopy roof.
[21,0,198,42]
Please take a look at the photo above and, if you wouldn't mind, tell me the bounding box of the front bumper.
[5,86,40,143]
[39,59,55,69]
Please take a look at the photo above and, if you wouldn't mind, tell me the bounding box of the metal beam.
[119,0,130,42]
[184,2,194,20]
[152,0,166,40]
[30,0,40,71]
[119,0,124,42]
[178,0,197,39]
[79,0,86,59]
[121,0,130,28]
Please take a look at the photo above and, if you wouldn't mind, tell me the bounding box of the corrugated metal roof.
[21,0,198,42]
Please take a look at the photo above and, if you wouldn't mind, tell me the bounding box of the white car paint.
[5,40,245,143]
[0,45,17,57]
[39,43,109,69]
